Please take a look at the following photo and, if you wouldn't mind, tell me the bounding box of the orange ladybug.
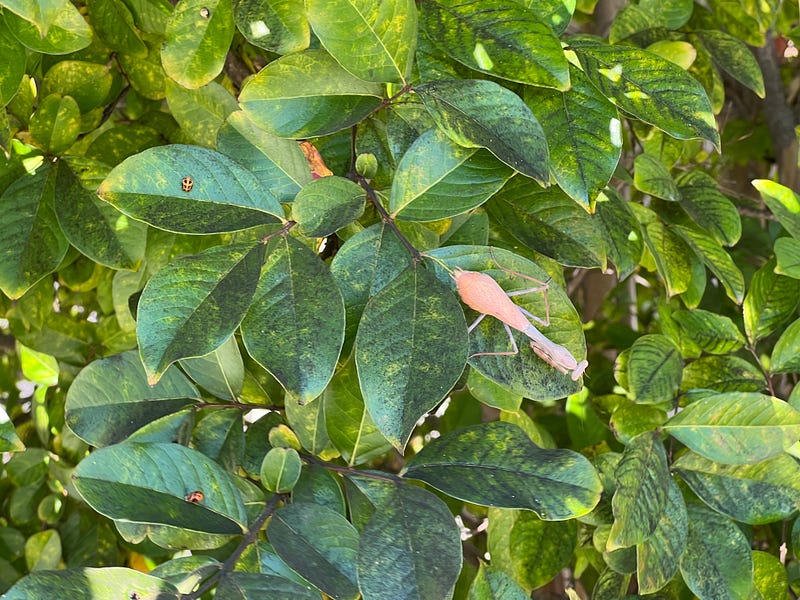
[185,490,204,503]
[181,176,194,192]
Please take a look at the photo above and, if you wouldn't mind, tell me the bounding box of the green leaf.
[468,564,529,600]
[3,1,91,54]
[307,0,417,83]
[427,246,588,398]
[753,550,788,600]
[165,79,239,147]
[694,30,765,98]
[216,572,320,599]
[626,334,682,404]
[420,0,569,89]
[355,262,468,449]
[772,317,800,374]
[672,308,745,355]
[268,503,359,600]
[24,530,61,571]
[676,170,741,246]
[680,503,754,599]
[524,65,621,207]
[0,22,26,107]
[179,335,244,400]
[639,0,692,29]
[775,237,800,278]
[293,176,366,236]
[486,179,606,267]
[292,464,346,515]
[351,476,462,600]
[323,358,393,466]
[0,163,69,299]
[54,161,146,270]
[284,397,336,457]
[671,224,745,303]
[569,36,719,148]
[72,442,247,534]
[636,477,687,594]
[138,241,264,383]
[467,368,522,411]
[664,392,800,464]
[260,447,302,493]
[86,0,147,56]
[674,451,800,524]
[608,432,669,550]
[680,355,765,393]
[632,204,692,296]
[634,154,680,201]
[595,188,643,279]
[97,144,283,234]
[743,258,800,343]
[241,236,345,404]
[0,0,66,35]
[29,94,80,155]
[415,79,550,184]
[404,422,601,519]
[65,351,200,446]
[752,179,800,239]
[390,128,514,221]
[162,0,235,88]
[1,568,179,599]
[486,508,577,591]
[18,343,58,386]
[40,61,115,113]
[233,0,309,54]
[216,110,311,202]
[239,49,384,138]
[0,405,25,452]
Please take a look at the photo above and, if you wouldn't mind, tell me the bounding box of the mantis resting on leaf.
[451,257,588,381]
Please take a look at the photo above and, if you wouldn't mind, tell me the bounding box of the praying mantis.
[450,255,588,381]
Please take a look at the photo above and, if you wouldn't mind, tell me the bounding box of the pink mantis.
[452,260,588,381]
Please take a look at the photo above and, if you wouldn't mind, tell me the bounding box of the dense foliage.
[1,0,800,598]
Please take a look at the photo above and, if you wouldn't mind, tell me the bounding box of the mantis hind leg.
[468,322,519,358]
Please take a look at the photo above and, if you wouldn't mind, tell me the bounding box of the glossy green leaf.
[390,128,514,221]
[486,179,606,267]
[216,111,311,202]
[307,0,417,83]
[24,529,61,570]
[355,262,468,449]
[752,179,800,239]
[86,0,146,56]
[404,422,601,519]
[268,503,359,599]
[4,2,91,54]
[179,335,244,400]
[1,0,66,35]
[0,163,69,299]
[627,334,682,404]
[680,503,754,600]
[772,318,800,374]
[634,154,680,201]
[608,432,669,550]
[65,350,200,447]
[467,368,522,411]
[415,79,550,184]
[775,237,800,278]
[636,477,687,594]
[216,572,320,599]
[421,0,569,89]
[54,161,146,270]
[486,508,577,591]
[671,224,745,303]
[427,245,587,398]
[293,176,366,236]
[18,343,58,386]
[117,47,166,100]
[1,567,179,599]
[40,61,114,113]
[73,442,247,534]
[595,188,643,279]
[0,22,25,107]
[743,258,800,343]
[676,170,741,246]
[241,236,345,404]
[609,398,668,445]
[468,564,528,600]
[680,355,765,393]
[753,551,788,600]
[664,392,800,464]
[524,65,621,207]
[323,359,393,466]
[98,144,283,233]
[233,0,309,54]
[674,451,800,524]
[138,242,264,383]
[162,0,234,88]
[292,464,346,515]
[193,408,244,472]
[29,94,80,155]
[694,29,765,98]
[0,405,25,452]
[352,477,462,600]
[284,398,336,457]
[165,79,238,147]
[260,447,302,493]
[570,36,719,148]
[632,204,692,296]
[239,49,384,138]
[672,308,744,355]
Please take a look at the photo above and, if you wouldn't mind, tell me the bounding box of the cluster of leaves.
[1,0,800,598]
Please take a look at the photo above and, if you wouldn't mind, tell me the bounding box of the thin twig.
[300,452,404,483]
